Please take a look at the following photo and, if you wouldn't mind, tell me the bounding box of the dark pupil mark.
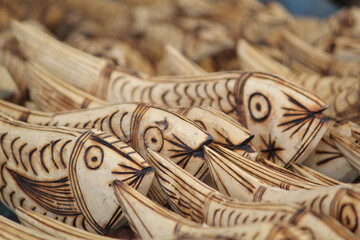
[91,157,97,162]
[248,92,271,122]
[151,138,157,143]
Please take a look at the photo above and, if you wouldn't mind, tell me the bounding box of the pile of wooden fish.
[1,0,360,239]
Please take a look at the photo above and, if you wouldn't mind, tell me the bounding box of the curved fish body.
[237,39,360,124]
[205,146,360,235]
[0,215,57,240]
[112,180,315,240]
[25,63,255,166]
[0,113,153,234]
[16,207,115,240]
[0,99,212,181]
[12,21,329,167]
[145,149,356,240]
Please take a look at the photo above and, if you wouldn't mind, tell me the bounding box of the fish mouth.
[234,134,255,152]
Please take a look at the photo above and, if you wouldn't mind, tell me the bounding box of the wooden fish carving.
[25,63,256,160]
[112,180,315,240]
[204,147,360,235]
[237,39,360,180]
[145,148,357,240]
[12,21,329,167]
[0,113,154,234]
[237,39,360,123]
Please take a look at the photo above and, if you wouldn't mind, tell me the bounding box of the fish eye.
[144,126,164,152]
[248,92,271,122]
[84,146,104,170]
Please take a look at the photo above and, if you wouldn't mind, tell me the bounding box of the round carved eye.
[84,146,104,170]
[144,126,164,152]
[339,203,358,232]
[248,92,271,122]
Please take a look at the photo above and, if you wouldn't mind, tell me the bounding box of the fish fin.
[7,168,81,216]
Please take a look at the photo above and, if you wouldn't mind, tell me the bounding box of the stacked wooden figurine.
[1,0,360,239]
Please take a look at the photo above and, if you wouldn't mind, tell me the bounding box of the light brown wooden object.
[0,64,19,100]
[112,180,315,240]
[145,149,357,240]
[254,157,331,186]
[66,33,155,75]
[12,21,329,167]
[25,64,257,160]
[0,215,58,240]
[282,30,360,78]
[303,121,359,182]
[205,146,360,235]
[0,113,153,234]
[237,39,360,122]
[16,207,115,240]
[210,145,321,190]
[289,163,342,186]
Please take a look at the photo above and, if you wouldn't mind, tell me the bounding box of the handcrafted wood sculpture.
[237,39,360,123]
[16,207,115,240]
[112,180,316,240]
[145,149,356,239]
[0,98,213,205]
[0,215,57,240]
[237,39,360,180]
[25,63,257,160]
[0,113,154,234]
[204,146,360,235]
[12,21,330,167]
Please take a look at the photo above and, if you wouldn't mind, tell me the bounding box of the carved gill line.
[69,131,105,234]
[130,104,150,152]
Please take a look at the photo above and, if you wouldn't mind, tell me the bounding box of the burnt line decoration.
[237,39,360,123]
[145,149,356,240]
[210,145,321,190]
[12,20,329,167]
[302,121,360,182]
[0,113,153,234]
[0,98,213,206]
[16,207,116,240]
[260,134,284,164]
[289,163,342,186]
[204,146,360,235]
[112,180,316,240]
[8,61,258,177]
